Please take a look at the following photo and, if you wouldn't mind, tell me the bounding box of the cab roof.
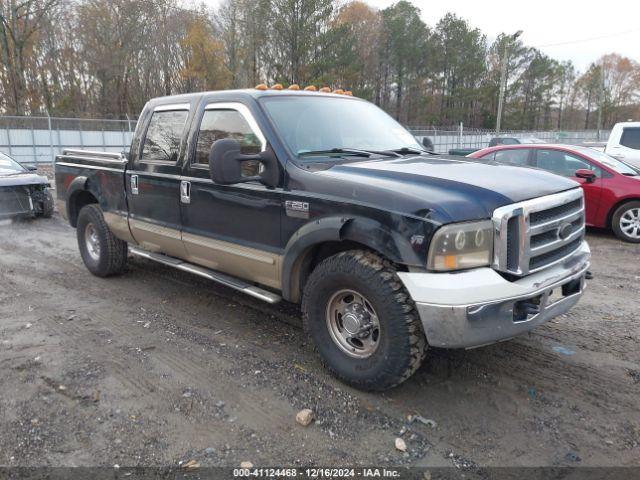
[147,88,360,107]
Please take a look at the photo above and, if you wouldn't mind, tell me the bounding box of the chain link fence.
[407,125,611,155]
[0,115,137,164]
[0,115,612,164]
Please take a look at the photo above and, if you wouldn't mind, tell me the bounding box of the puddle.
[552,345,576,356]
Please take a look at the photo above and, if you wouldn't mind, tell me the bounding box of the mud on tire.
[302,250,427,391]
[76,204,128,277]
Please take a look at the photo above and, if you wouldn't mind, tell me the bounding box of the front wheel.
[302,250,427,391]
[76,204,128,276]
[40,189,54,218]
[612,201,640,243]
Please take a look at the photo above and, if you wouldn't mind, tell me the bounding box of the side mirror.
[209,138,279,188]
[575,169,596,183]
[27,165,38,172]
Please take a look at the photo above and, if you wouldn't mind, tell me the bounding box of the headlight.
[427,220,494,271]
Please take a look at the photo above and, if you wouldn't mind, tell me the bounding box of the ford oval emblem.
[558,222,573,240]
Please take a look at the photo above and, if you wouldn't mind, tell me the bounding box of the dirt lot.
[0,214,638,471]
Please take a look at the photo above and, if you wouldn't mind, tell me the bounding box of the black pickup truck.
[55,88,591,390]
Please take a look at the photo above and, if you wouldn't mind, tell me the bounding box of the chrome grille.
[492,188,585,276]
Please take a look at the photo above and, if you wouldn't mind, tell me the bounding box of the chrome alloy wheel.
[85,223,101,261]
[620,207,640,239]
[325,289,381,358]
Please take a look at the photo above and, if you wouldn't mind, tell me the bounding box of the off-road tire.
[302,250,427,391]
[40,189,54,218]
[76,204,128,277]
[611,201,640,243]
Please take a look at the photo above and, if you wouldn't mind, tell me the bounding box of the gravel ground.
[0,214,638,472]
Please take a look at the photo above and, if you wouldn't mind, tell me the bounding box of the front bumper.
[397,241,590,348]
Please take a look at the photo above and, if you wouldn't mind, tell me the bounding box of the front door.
[126,104,191,258]
[533,148,603,225]
[179,102,283,290]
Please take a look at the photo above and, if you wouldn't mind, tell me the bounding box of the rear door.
[533,148,603,225]
[126,104,191,258]
[178,101,283,290]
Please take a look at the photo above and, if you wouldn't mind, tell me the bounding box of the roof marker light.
[288,84,300,90]
[255,84,268,90]
[271,84,283,90]
[344,91,353,96]
[319,87,331,93]
[304,85,317,91]
[333,89,344,94]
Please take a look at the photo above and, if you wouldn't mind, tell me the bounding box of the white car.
[605,122,640,170]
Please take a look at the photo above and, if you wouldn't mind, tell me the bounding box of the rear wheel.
[612,201,640,243]
[76,204,128,276]
[302,250,426,391]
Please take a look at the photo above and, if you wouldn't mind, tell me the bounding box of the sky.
[201,0,640,72]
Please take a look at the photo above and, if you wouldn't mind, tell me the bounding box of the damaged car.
[0,152,54,220]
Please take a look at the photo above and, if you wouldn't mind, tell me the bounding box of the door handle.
[131,175,139,194]
[180,180,191,204]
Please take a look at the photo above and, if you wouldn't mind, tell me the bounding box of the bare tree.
[0,0,60,114]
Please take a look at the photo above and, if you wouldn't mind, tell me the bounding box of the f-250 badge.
[285,200,310,219]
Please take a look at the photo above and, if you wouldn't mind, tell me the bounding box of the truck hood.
[317,156,579,223]
[0,172,49,187]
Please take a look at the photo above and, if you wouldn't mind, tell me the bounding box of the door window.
[194,109,262,170]
[493,149,530,166]
[490,137,519,146]
[140,110,189,162]
[535,149,601,177]
[620,127,640,150]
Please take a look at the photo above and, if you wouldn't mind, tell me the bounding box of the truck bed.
[54,149,129,224]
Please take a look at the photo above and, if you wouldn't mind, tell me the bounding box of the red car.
[469,144,640,242]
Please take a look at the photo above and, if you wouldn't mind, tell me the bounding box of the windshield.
[575,147,638,175]
[260,96,423,158]
[0,153,26,174]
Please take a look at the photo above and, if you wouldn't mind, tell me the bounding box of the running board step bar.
[129,247,282,304]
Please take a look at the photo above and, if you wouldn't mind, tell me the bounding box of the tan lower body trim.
[104,212,137,243]
[125,218,281,290]
[128,218,188,259]
[182,232,281,290]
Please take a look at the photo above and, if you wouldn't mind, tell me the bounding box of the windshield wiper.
[298,148,372,158]
[297,147,428,159]
[379,147,431,156]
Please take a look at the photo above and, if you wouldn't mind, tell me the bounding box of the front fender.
[281,216,346,301]
[281,215,428,302]
[340,216,425,266]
